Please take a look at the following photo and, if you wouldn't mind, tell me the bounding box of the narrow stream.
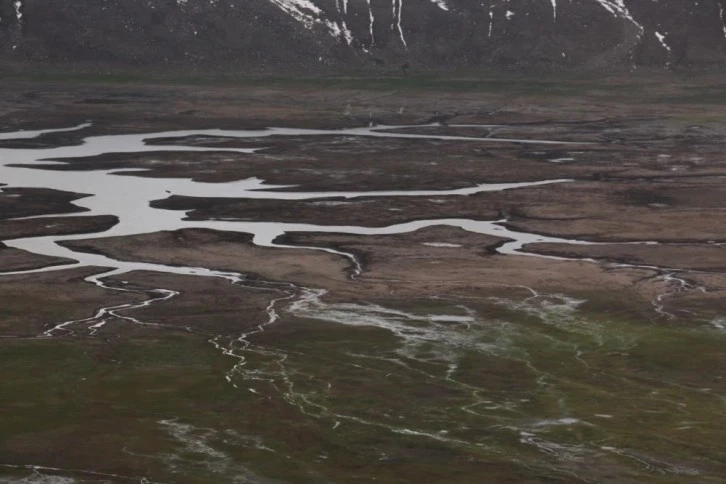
[1,122,723,482]
[0,122,647,275]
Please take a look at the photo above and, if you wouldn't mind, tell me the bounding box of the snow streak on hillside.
[2,0,725,70]
[261,0,677,60]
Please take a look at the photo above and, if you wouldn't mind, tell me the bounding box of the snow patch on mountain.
[267,0,348,43]
[592,0,644,34]
[13,0,23,22]
[1,0,724,71]
[430,0,449,11]
[655,31,672,68]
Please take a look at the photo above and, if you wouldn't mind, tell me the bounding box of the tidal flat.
[0,77,725,482]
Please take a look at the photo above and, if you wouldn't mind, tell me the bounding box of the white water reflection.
[2,123,723,482]
[0,122,690,306]
[0,122,93,141]
[0,122,587,277]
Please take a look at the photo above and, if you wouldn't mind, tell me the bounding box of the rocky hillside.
[1,0,725,73]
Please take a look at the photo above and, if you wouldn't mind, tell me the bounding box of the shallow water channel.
[0,123,724,482]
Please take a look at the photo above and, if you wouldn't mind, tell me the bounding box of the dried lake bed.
[0,79,725,482]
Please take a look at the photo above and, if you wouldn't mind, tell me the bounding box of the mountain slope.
[1,0,725,73]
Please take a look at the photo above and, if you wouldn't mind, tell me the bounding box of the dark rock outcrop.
[1,0,725,73]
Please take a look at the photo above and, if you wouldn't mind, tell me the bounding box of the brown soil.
[2,80,726,483]
[0,187,89,220]
[0,266,140,336]
[0,215,118,241]
[0,245,73,272]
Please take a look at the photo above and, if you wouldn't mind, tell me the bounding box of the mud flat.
[1,79,725,483]
[0,245,72,273]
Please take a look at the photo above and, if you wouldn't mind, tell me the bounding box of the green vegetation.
[1,298,724,482]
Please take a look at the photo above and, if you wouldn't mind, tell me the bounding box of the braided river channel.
[1,121,724,483]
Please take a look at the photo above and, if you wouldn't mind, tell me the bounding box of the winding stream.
[0,123,631,273]
[1,122,723,482]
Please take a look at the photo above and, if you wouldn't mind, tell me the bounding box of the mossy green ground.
[1,297,724,482]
